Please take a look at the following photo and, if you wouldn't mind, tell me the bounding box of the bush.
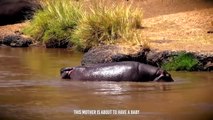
[23,0,144,49]
[162,53,199,71]
[22,0,83,47]
[71,0,143,50]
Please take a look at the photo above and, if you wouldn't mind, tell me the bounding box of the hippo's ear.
[60,67,73,79]
[60,67,73,74]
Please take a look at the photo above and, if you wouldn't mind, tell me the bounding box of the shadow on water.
[0,47,213,120]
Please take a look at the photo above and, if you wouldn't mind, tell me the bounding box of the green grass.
[22,0,83,45]
[23,0,144,50]
[71,0,143,50]
[162,52,199,71]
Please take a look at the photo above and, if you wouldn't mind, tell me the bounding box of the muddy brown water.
[0,47,213,120]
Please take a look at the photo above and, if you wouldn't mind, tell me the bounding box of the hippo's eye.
[163,71,170,77]
[165,73,170,77]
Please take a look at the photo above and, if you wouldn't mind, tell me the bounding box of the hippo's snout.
[60,67,73,79]
[154,69,174,82]
[160,73,174,82]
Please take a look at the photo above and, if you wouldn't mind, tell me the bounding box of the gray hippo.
[60,61,174,82]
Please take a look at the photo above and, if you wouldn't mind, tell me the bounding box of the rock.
[81,45,121,66]
[0,0,40,25]
[195,53,213,71]
[146,50,167,67]
[2,34,33,47]
[81,45,149,66]
[204,61,213,71]
[81,45,213,71]
[45,39,72,48]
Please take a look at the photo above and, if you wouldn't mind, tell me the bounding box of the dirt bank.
[137,0,213,18]
[0,23,27,40]
[80,0,213,71]
[0,0,212,70]
[142,8,213,53]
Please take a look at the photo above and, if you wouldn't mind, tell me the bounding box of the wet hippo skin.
[60,61,174,82]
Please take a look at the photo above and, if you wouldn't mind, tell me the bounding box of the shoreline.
[0,31,212,71]
[0,0,212,71]
[81,45,213,71]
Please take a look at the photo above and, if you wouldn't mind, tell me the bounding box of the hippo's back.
[72,61,140,81]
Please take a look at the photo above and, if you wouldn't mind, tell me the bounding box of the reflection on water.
[0,47,213,120]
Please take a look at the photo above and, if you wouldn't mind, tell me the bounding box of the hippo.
[60,61,174,82]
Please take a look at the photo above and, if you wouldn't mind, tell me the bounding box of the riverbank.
[0,0,212,71]
[0,23,27,41]
[81,0,213,71]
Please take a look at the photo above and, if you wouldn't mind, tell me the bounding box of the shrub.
[162,52,199,71]
[23,0,144,49]
[22,0,83,46]
[71,0,143,50]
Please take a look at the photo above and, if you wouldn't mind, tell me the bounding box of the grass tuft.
[71,0,143,50]
[162,52,199,71]
[22,0,83,45]
[22,0,145,49]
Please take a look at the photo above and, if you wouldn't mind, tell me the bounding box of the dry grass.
[71,0,143,50]
[22,0,83,43]
[115,30,150,53]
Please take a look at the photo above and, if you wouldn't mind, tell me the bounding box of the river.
[0,47,212,120]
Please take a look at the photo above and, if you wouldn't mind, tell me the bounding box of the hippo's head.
[154,69,174,82]
[60,67,73,79]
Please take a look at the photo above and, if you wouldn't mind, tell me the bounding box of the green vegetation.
[162,53,199,71]
[22,0,83,44]
[72,0,143,50]
[23,0,144,50]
